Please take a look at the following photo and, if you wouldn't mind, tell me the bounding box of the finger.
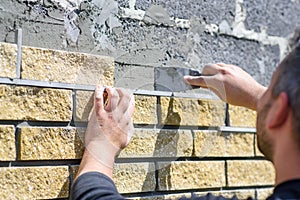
[202,63,222,75]
[128,94,135,117]
[116,88,132,113]
[94,85,105,114]
[105,87,120,112]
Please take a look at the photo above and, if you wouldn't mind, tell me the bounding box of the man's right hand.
[184,63,267,110]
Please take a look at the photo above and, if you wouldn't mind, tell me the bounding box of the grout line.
[0,78,219,99]
[15,29,22,79]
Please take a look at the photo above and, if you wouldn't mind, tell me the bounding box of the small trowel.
[154,67,202,92]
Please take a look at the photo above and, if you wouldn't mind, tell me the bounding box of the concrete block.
[244,0,300,37]
[0,85,72,121]
[0,125,16,161]
[22,46,114,85]
[227,160,275,187]
[113,163,156,193]
[19,127,85,160]
[194,131,254,157]
[229,105,257,128]
[158,161,225,190]
[0,166,69,199]
[133,95,157,124]
[0,43,17,78]
[119,129,193,158]
[159,97,225,126]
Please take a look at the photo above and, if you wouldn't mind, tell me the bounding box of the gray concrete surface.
[0,0,297,89]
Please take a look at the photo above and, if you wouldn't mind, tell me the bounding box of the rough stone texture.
[128,193,191,200]
[119,129,193,158]
[76,93,156,124]
[0,42,17,78]
[194,131,254,157]
[256,188,274,200]
[0,1,66,49]
[135,0,235,25]
[255,136,265,157]
[115,64,155,90]
[229,105,257,127]
[0,166,69,199]
[196,189,255,199]
[75,90,94,122]
[113,163,156,193]
[158,161,225,190]
[0,125,15,161]
[160,97,225,126]
[244,0,300,37]
[111,24,279,86]
[133,95,157,124]
[22,46,114,85]
[0,85,72,121]
[227,160,275,186]
[19,127,85,160]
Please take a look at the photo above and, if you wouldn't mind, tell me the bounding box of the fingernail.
[95,86,103,99]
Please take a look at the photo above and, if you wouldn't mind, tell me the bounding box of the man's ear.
[268,92,289,129]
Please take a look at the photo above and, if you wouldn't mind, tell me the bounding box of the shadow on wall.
[59,178,70,199]
[142,98,181,192]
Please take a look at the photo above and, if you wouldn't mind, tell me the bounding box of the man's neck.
[273,141,300,186]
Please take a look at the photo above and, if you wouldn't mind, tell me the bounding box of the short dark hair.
[272,31,300,143]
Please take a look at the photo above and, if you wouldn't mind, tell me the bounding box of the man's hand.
[76,86,135,179]
[184,63,267,110]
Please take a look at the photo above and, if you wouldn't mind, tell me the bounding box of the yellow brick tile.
[0,125,15,161]
[0,166,69,199]
[0,85,72,121]
[160,97,225,127]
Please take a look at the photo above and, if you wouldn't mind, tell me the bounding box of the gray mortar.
[135,0,235,25]
[0,0,289,88]
[243,0,300,37]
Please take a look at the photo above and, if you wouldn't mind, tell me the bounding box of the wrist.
[76,148,115,180]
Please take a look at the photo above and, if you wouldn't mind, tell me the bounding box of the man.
[71,41,300,199]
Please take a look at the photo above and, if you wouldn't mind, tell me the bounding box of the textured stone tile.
[158,161,225,190]
[113,163,156,193]
[256,188,274,199]
[195,189,255,199]
[227,160,275,186]
[194,131,254,157]
[229,105,257,127]
[0,166,69,199]
[21,46,114,85]
[133,95,157,124]
[159,97,225,126]
[128,193,191,200]
[0,125,15,161]
[255,134,265,157]
[19,127,85,160]
[224,132,255,157]
[75,90,94,122]
[0,85,72,121]
[0,42,17,78]
[119,129,193,158]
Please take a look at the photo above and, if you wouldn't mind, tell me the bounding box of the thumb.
[183,75,208,88]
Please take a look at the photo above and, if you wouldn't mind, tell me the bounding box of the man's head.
[257,36,300,161]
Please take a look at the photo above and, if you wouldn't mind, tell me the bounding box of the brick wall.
[0,42,274,199]
[0,0,296,199]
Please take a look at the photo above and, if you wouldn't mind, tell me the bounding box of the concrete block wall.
[1,0,299,199]
[0,42,273,199]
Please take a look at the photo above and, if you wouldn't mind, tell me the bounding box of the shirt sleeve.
[70,172,125,200]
